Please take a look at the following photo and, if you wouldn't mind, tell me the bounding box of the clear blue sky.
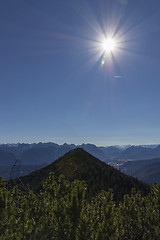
[1,0,160,146]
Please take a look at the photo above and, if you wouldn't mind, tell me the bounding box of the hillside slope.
[13,148,150,201]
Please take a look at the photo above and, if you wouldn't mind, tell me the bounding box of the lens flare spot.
[101,60,105,65]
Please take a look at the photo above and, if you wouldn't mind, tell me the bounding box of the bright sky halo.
[96,36,118,66]
[101,37,116,53]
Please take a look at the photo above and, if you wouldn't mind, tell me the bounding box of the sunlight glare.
[102,38,116,53]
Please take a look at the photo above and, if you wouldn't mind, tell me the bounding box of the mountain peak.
[14,148,150,201]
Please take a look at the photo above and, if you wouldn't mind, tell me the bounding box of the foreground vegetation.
[1,174,160,240]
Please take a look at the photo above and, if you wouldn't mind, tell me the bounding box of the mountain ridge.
[121,158,160,184]
[1,142,160,180]
[11,148,150,201]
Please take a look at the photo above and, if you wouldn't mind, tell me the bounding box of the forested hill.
[11,148,150,201]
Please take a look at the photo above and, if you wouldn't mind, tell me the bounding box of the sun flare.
[102,38,116,53]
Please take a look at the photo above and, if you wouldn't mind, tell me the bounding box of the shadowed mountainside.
[12,148,150,201]
[118,145,160,160]
[0,150,15,166]
[121,158,160,184]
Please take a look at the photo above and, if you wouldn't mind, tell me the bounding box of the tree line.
[0,173,160,239]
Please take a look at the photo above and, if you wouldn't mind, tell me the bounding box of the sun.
[94,34,119,66]
[102,38,116,53]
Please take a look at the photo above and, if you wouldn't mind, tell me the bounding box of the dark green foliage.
[11,148,150,201]
[3,148,155,239]
[1,174,160,239]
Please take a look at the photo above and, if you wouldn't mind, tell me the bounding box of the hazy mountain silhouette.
[1,143,160,166]
[19,145,72,165]
[118,145,160,160]
[99,146,123,159]
[0,150,15,166]
[121,158,160,184]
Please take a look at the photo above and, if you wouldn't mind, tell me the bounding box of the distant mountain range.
[117,145,160,160]
[120,158,160,184]
[0,142,105,165]
[1,142,160,164]
[1,142,160,181]
[10,148,150,201]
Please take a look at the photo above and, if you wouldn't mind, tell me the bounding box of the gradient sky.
[1,0,160,146]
